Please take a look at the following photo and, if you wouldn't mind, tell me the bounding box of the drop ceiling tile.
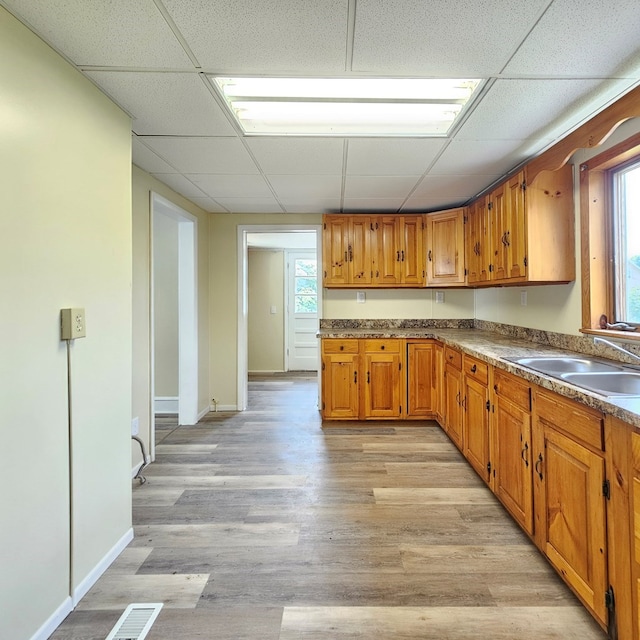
[84,72,236,136]
[213,197,284,214]
[352,0,550,75]
[411,175,503,200]
[402,196,468,212]
[185,174,273,198]
[151,173,207,198]
[346,139,447,176]
[343,198,405,212]
[132,137,176,173]
[267,175,343,200]
[429,140,529,176]
[344,176,420,199]
[2,0,192,67]
[282,200,342,214]
[504,0,640,76]
[186,197,229,213]
[140,137,259,174]
[457,79,604,141]
[246,138,344,175]
[162,0,348,72]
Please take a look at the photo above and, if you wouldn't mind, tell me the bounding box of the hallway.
[51,374,605,639]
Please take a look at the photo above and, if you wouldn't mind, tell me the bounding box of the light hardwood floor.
[51,374,606,639]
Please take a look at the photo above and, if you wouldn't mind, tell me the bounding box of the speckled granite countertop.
[318,320,640,428]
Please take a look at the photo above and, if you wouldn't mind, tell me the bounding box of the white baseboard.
[197,406,210,421]
[72,527,134,606]
[30,528,134,639]
[209,404,237,412]
[30,596,73,640]
[154,396,178,413]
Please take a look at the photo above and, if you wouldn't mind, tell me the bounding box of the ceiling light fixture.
[210,77,481,136]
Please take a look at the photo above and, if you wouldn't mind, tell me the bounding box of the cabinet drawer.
[494,368,531,412]
[444,346,462,370]
[463,355,488,385]
[363,339,401,353]
[322,339,359,354]
[535,389,604,451]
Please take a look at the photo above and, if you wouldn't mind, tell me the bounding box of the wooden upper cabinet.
[322,215,373,287]
[373,215,402,285]
[322,214,425,288]
[399,215,425,286]
[426,208,466,286]
[466,164,575,286]
[466,197,489,285]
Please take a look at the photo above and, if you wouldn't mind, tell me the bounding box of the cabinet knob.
[340,345,344,351]
[381,345,385,350]
[471,364,477,373]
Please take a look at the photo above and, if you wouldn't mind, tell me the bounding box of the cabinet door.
[322,216,350,286]
[349,216,373,285]
[489,182,508,281]
[374,216,401,285]
[464,376,490,483]
[434,342,444,424]
[493,394,533,534]
[534,424,607,625]
[407,342,434,417]
[400,215,425,285]
[444,362,463,450]
[363,351,402,418]
[322,353,359,419]
[506,172,527,280]
[427,208,465,285]
[466,200,482,284]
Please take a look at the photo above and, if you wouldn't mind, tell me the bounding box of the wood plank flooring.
[51,374,606,639]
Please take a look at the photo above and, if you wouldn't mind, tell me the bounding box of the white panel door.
[287,251,319,371]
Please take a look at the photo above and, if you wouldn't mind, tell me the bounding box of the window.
[612,160,640,324]
[580,131,640,333]
[294,258,317,313]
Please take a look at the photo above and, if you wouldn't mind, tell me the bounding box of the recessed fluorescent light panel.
[210,77,481,136]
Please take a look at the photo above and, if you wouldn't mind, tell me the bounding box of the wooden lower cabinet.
[533,389,608,627]
[321,339,360,419]
[362,339,403,419]
[492,369,534,535]
[406,341,436,418]
[321,338,403,420]
[463,356,491,484]
[443,350,464,450]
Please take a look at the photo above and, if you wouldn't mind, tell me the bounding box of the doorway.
[238,225,322,411]
[151,193,198,455]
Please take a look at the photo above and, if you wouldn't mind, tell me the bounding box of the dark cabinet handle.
[521,442,529,467]
[397,250,400,261]
[381,345,385,350]
[348,245,353,262]
[401,250,405,262]
[367,371,370,383]
[535,453,543,480]
[428,249,432,262]
[340,345,344,351]
[470,364,477,373]
[354,371,357,384]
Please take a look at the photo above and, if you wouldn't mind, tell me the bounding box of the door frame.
[151,192,198,454]
[237,224,322,411]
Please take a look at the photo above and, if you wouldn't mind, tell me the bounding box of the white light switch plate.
[356,291,366,303]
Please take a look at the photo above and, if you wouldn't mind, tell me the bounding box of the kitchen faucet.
[593,336,640,362]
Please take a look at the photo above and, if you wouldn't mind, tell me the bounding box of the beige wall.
[248,249,285,372]
[132,166,210,461]
[0,8,132,639]
[474,117,640,335]
[153,213,179,397]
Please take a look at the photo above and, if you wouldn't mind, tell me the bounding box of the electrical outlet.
[435,291,444,304]
[131,417,139,436]
[520,290,528,306]
[60,308,86,340]
[356,291,366,303]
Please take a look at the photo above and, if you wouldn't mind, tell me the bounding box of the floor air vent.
[105,603,163,640]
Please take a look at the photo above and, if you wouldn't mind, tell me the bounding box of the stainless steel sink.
[560,371,640,396]
[511,356,623,375]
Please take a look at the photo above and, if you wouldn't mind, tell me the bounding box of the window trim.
[580,131,640,340]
